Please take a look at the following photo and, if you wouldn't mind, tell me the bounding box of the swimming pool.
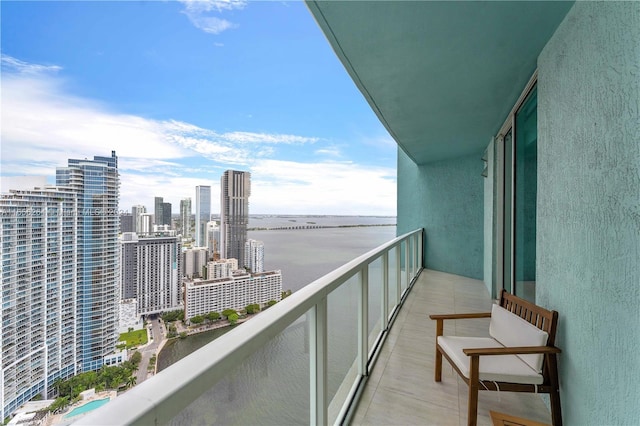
[63,398,111,419]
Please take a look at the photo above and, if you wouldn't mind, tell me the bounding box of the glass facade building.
[1,151,120,417]
[55,151,120,373]
[1,185,78,418]
[220,171,251,267]
[179,198,191,239]
[195,186,211,248]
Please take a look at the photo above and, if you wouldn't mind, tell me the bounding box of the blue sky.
[1,0,396,215]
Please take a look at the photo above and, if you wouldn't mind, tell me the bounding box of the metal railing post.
[310,298,327,425]
[418,230,424,269]
[396,244,401,304]
[358,267,368,376]
[404,239,409,290]
[382,252,389,326]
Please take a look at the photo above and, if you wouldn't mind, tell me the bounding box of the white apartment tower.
[0,183,77,418]
[0,151,120,418]
[220,170,251,266]
[139,213,153,235]
[185,270,282,319]
[206,258,238,279]
[244,239,264,273]
[131,204,146,234]
[195,186,211,247]
[182,247,208,279]
[120,233,182,315]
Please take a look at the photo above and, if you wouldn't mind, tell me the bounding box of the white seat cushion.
[489,304,549,372]
[438,336,544,385]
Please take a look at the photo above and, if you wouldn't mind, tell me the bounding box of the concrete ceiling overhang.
[307,1,574,165]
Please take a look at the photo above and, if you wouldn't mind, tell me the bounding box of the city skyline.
[1,1,397,216]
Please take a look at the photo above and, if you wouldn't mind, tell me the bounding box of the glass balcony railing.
[77,229,423,425]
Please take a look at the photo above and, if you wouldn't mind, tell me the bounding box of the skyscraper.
[120,233,182,315]
[180,198,191,239]
[162,202,172,227]
[56,151,120,372]
[220,170,251,266]
[120,213,134,233]
[139,213,153,234]
[0,180,78,418]
[0,152,121,418]
[195,185,211,247]
[131,204,146,234]
[244,239,264,273]
[206,220,220,259]
[154,196,164,226]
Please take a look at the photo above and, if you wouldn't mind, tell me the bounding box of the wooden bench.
[429,290,562,426]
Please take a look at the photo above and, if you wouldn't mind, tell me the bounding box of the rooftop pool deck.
[63,398,111,419]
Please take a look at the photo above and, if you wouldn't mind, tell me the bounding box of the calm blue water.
[63,398,111,418]
[158,216,397,425]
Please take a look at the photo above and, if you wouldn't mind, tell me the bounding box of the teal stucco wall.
[397,149,484,279]
[537,2,640,424]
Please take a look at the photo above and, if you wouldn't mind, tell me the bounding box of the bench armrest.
[429,312,491,320]
[463,345,561,356]
[430,312,491,337]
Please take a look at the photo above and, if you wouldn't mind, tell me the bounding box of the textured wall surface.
[537,2,640,424]
[397,149,484,279]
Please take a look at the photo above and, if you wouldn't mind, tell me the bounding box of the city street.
[135,318,166,385]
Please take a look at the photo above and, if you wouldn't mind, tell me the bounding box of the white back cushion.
[489,304,549,372]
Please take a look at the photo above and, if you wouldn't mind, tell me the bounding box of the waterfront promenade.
[137,315,252,384]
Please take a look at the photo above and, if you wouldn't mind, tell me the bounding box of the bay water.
[158,216,397,425]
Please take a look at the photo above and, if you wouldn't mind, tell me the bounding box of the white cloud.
[179,0,247,35]
[314,146,342,157]
[1,55,62,74]
[1,56,396,215]
[1,61,318,170]
[180,0,247,14]
[250,159,396,215]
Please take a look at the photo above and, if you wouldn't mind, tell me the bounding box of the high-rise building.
[180,198,191,239]
[244,239,264,273]
[162,202,172,227]
[139,213,153,235]
[120,233,182,316]
[0,180,78,418]
[220,170,251,266]
[154,197,164,226]
[206,258,238,279]
[56,151,120,372]
[206,221,219,259]
[0,152,121,418]
[131,204,146,234]
[184,270,282,319]
[182,247,208,279]
[195,186,211,247]
[120,213,134,233]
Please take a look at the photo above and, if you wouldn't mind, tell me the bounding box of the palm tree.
[126,375,137,389]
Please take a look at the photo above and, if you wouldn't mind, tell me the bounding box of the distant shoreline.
[248,223,396,231]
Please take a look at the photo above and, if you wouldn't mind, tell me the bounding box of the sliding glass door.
[514,88,537,301]
[495,81,537,303]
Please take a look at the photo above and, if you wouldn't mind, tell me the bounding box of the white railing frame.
[77,229,423,426]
